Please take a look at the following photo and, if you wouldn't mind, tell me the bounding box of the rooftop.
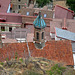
[50,18,75,33]
[55,27,75,41]
[0,40,73,66]
[0,0,10,13]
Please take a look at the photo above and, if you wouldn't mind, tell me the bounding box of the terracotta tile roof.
[0,13,22,23]
[0,0,10,13]
[50,18,75,33]
[29,4,34,8]
[0,40,73,65]
[21,7,54,18]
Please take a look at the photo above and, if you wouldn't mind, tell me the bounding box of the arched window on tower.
[36,32,39,40]
[42,32,44,39]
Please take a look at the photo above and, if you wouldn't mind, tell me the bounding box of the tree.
[36,0,52,7]
[66,0,75,12]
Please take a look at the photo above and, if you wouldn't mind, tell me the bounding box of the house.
[0,13,22,32]
[0,0,10,13]
[10,0,36,13]
[50,18,75,39]
[21,4,54,19]
[54,5,74,19]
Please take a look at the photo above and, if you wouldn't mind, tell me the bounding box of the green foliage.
[0,62,4,65]
[19,58,23,62]
[1,29,5,31]
[15,52,18,60]
[6,57,9,61]
[36,0,52,7]
[66,0,75,12]
[47,64,66,75]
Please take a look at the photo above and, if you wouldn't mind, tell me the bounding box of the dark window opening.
[1,26,5,31]
[10,8,12,11]
[3,20,6,22]
[18,0,21,2]
[0,5,1,8]
[24,24,26,28]
[42,32,44,39]
[9,27,12,32]
[18,5,20,9]
[13,11,15,13]
[36,32,39,40]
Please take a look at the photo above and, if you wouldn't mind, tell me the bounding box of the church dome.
[33,12,46,29]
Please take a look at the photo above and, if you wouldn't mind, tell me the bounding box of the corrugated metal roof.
[55,27,75,41]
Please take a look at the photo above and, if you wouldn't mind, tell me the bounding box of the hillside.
[0,57,75,75]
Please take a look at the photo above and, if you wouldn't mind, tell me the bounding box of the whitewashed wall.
[50,33,55,38]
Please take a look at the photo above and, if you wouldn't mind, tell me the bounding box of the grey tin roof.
[55,27,75,41]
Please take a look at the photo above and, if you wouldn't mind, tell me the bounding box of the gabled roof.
[33,12,46,29]
[0,40,73,65]
[55,27,75,41]
[56,5,74,13]
[0,0,10,13]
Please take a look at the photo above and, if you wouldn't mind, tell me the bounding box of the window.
[1,26,5,31]
[9,27,12,32]
[13,11,15,13]
[26,12,29,16]
[0,5,1,8]
[18,5,20,9]
[24,24,26,28]
[44,14,47,18]
[36,32,39,40]
[18,0,21,2]
[42,32,44,39]
[10,8,12,11]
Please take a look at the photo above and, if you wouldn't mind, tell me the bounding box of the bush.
[47,64,66,75]
[0,62,4,65]
[19,58,23,62]
[15,52,18,60]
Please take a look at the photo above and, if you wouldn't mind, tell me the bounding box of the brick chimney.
[62,18,67,30]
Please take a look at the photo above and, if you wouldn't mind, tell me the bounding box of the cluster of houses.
[0,0,75,69]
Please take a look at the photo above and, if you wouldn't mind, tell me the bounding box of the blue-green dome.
[33,12,46,29]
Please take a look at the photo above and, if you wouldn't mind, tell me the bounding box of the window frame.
[26,12,29,16]
[42,32,44,39]
[44,14,47,18]
[36,32,39,40]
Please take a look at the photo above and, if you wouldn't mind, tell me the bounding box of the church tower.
[33,11,46,49]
